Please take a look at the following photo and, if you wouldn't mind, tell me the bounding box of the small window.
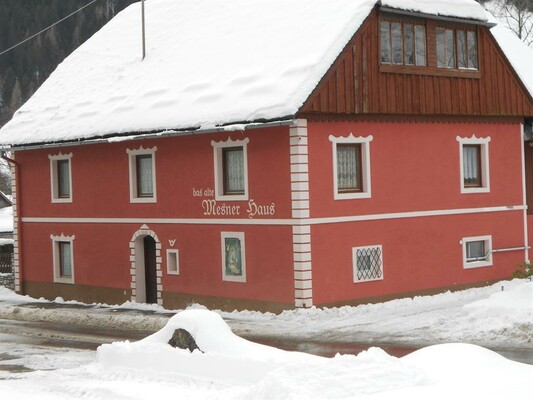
[381,20,426,66]
[136,155,154,197]
[457,135,490,193]
[462,236,492,269]
[51,234,75,284]
[127,146,157,203]
[352,245,383,283]
[463,145,481,187]
[222,147,245,195]
[437,27,477,70]
[166,249,179,275]
[49,152,73,203]
[221,232,246,282]
[337,144,362,193]
[212,137,249,201]
[329,134,372,200]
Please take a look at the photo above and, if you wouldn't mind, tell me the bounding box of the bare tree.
[485,0,533,46]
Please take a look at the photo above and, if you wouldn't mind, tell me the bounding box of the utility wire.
[0,0,99,57]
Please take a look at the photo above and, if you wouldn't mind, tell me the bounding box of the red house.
[1,0,533,311]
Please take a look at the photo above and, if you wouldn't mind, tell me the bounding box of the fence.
[0,252,12,274]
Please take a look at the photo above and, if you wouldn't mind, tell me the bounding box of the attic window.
[436,27,478,70]
[380,20,426,66]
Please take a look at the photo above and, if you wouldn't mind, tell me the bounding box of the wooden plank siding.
[299,8,533,118]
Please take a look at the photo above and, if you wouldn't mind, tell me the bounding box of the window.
[51,234,75,284]
[166,249,179,275]
[380,20,426,66]
[221,232,246,282]
[352,245,383,283]
[127,146,157,203]
[49,152,73,203]
[437,27,478,69]
[212,137,249,201]
[223,147,245,195]
[462,236,492,269]
[457,135,490,193]
[329,134,373,200]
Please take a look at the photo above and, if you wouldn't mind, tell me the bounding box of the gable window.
[329,134,373,200]
[380,20,426,66]
[49,152,73,203]
[437,27,478,69]
[457,135,490,193]
[212,137,249,201]
[127,146,157,203]
[462,235,492,269]
[353,245,383,283]
[51,234,75,284]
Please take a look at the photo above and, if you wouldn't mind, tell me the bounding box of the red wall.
[307,121,523,217]
[16,125,296,305]
[307,120,526,304]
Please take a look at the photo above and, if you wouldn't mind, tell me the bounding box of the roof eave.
[3,117,297,152]
[379,6,496,27]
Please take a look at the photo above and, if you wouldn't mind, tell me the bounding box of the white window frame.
[127,146,157,203]
[457,135,490,194]
[51,233,75,284]
[352,244,384,283]
[48,152,73,203]
[462,235,493,269]
[329,134,373,200]
[211,137,249,201]
[221,232,246,282]
[166,249,180,275]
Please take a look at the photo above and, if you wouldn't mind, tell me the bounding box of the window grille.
[353,245,383,282]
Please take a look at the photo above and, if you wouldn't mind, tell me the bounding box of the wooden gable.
[298,8,533,118]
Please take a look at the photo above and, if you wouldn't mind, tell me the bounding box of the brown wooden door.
[143,236,157,303]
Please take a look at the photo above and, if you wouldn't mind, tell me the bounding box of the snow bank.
[0,206,13,233]
[97,309,316,384]
[95,309,533,399]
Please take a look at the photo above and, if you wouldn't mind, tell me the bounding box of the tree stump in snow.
[167,328,201,352]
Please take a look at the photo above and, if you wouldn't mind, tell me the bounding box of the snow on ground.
[0,307,532,400]
[1,279,532,348]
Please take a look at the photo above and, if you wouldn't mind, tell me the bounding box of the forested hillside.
[0,0,136,127]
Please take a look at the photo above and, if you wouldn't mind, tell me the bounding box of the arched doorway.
[143,236,157,304]
[129,225,162,304]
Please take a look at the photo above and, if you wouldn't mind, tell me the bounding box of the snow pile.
[0,0,491,146]
[93,309,533,399]
[97,309,316,384]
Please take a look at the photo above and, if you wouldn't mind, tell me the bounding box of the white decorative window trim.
[329,134,373,200]
[221,231,247,282]
[50,233,75,284]
[166,249,180,275]
[211,137,250,201]
[48,152,73,203]
[126,146,157,203]
[352,244,383,283]
[461,235,493,269]
[456,134,491,194]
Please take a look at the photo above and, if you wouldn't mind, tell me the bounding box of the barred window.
[352,245,383,283]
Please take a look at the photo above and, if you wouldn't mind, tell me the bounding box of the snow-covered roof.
[0,206,13,233]
[0,0,512,147]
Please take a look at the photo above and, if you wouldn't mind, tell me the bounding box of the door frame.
[129,224,163,304]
